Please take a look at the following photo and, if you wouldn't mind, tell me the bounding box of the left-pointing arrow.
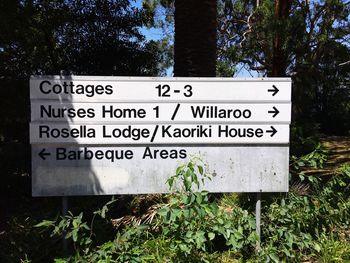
[39,148,50,160]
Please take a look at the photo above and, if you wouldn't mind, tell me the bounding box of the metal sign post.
[256,192,262,251]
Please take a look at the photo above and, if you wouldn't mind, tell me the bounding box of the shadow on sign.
[32,75,104,196]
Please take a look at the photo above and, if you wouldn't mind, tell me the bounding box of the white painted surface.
[30,123,290,144]
[30,76,292,196]
[31,102,291,123]
[30,76,291,102]
[32,145,289,196]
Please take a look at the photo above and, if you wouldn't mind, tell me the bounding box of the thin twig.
[339,60,350,66]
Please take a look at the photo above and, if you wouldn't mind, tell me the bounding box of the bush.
[34,154,350,262]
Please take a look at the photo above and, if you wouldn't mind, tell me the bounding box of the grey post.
[256,191,261,251]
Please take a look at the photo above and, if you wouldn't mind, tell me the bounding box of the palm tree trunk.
[174,0,217,77]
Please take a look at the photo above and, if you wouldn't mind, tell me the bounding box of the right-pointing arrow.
[266,126,277,137]
[268,85,279,96]
[268,106,280,118]
[39,148,50,160]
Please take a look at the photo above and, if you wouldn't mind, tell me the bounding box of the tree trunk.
[174,0,217,77]
[270,0,292,77]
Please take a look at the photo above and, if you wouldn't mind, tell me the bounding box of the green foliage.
[0,0,167,214]
[260,194,317,261]
[35,159,257,262]
[218,0,350,134]
[166,157,211,192]
[34,198,117,262]
[289,142,328,193]
[314,233,350,262]
[257,150,350,262]
[157,159,257,260]
[290,121,322,156]
[292,143,328,169]
[0,214,58,262]
[142,0,174,29]
[36,212,92,258]
[112,158,257,262]
[0,2,167,238]
[141,0,350,133]
[259,175,350,262]
[337,163,350,177]
[216,60,236,77]
[0,0,165,78]
[29,150,350,262]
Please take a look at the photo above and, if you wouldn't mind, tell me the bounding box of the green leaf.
[167,177,175,189]
[171,208,182,217]
[297,161,305,167]
[179,244,190,254]
[313,243,321,252]
[34,220,54,228]
[208,232,215,240]
[233,230,243,239]
[176,165,183,175]
[184,176,191,191]
[72,229,78,242]
[137,224,149,231]
[198,165,204,175]
[190,194,196,204]
[81,224,90,231]
[183,209,190,218]
[282,248,292,257]
[269,253,279,262]
[195,231,206,248]
[157,208,169,217]
[185,231,193,238]
[195,192,202,204]
[65,231,72,239]
[77,212,83,221]
[105,197,116,206]
[228,235,238,248]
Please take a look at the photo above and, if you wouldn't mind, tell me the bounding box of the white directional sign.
[30,124,289,144]
[31,102,291,123]
[32,145,289,196]
[30,76,292,196]
[30,76,290,102]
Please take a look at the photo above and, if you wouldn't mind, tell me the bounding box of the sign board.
[30,76,292,196]
[30,76,290,102]
[32,145,289,196]
[31,102,291,123]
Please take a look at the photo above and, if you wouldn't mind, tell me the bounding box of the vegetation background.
[0,0,349,262]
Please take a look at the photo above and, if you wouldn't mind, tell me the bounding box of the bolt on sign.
[30,76,291,196]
